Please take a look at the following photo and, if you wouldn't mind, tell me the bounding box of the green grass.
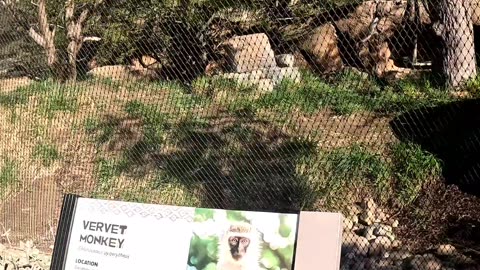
[84,117,118,144]
[0,158,18,189]
[98,77,121,90]
[0,81,52,108]
[91,156,201,205]
[391,142,442,205]
[32,143,60,167]
[124,100,169,149]
[28,71,449,210]
[192,76,257,97]
[39,90,78,118]
[84,117,100,134]
[254,70,457,116]
[298,142,442,208]
[91,158,119,198]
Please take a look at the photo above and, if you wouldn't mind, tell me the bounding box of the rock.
[391,240,401,248]
[335,1,430,40]
[363,198,376,210]
[17,256,30,266]
[436,244,456,256]
[4,249,28,261]
[351,215,359,225]
[342,232,370,257]
[341,252,355,270]
[450,253,476,265]
[385,231,396,242]
[275,54,295,67]
[348,205,362,217]
[375,209,389,222]
[410,254,443,270]
[87,65,138,81]
[392,219,399,228]
[387,250,412,260]
[373,224,393,237]
[343,217,354,230]
[375,258,401,269]
[266,67,301,85]
[256,79,275,92]
[25,240,34,249]
[353,257,378,269]
[223,33,277,73]
[364,226,377,241]
[369,236,392,256]
[373,41,412,78]
[299,23,343,73]
[353,223,367,236]
[217,67,300,91]
[359,210,375,225]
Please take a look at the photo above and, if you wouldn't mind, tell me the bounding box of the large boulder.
[299,23,344,73]
[223,33,277,73]
[332,0,429,78]
[335,0,430,41]
[218,67,301,92]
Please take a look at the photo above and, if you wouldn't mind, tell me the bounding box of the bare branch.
[83,36,102,42]
[38,0,49,36]
[28,27,46,47]
[78,9,89,25]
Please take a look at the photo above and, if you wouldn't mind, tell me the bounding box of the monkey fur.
[216,221,261,270]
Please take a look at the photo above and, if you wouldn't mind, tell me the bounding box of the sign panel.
[50,194,343,270]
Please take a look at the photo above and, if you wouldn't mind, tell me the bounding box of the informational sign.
[50,194,343,270]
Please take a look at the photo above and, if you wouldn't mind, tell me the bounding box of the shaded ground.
[391,98,480,196]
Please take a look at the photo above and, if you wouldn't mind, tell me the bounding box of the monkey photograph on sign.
[186,208,298,270]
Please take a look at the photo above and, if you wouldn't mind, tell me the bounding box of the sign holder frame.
[50,194,80,270]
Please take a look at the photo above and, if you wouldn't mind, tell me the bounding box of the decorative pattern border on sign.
[84,198,194,222]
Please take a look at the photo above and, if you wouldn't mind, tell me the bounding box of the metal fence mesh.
[0,0,479,269]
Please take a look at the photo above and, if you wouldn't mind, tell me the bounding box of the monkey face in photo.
[228,236,250,260]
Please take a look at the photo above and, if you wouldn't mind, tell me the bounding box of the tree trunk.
[38,0,57,67]
[439,0,477,88]
[65,0,89,81]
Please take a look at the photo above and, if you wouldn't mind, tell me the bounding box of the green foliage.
[33,143,60,167]
[391,142,442,205]
[0,158,18,189]
[464,74,480,96]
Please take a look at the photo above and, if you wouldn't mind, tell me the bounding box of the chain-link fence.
[0,0,479,269]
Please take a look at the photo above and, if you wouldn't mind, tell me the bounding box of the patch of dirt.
[0,176,62,252]
[281,109,397,152]
[0,77,33,93]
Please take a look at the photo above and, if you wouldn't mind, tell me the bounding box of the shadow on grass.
[92,107,321,212]
[390,98,480,197]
